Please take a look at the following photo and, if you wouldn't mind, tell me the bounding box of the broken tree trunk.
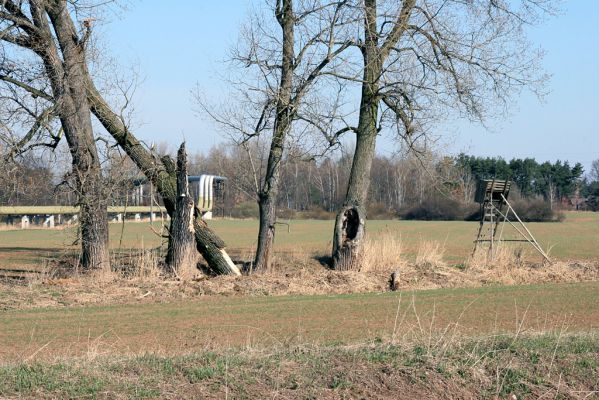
[166,143,200,279]
[85,80,240,276]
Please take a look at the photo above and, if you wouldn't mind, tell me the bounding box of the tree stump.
[390,269,400,291]
[167,143,200,279]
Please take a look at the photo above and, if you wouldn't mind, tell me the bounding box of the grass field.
[1,212,598,398]
[1,333,597,399]
[1,211,598,270]
[1,281,597,362]
[1,282,598,397]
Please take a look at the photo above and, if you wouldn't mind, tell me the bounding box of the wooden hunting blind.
[473,179,550,261]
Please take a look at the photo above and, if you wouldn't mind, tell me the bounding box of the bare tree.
[331,0,554,270]
[198,0,353,271]
[590,159,599,183]
[0,0,110,271]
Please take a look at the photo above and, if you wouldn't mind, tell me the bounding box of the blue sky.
[102,1,598,173]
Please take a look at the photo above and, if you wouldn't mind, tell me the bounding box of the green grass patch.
[0,333,597,399]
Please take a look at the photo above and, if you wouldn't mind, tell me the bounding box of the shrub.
[276,208,297,220]
[297,206,334,220]
[510,198,564,222]
[399,197,468,221]
[465,198,563,222]
[367,202,397,219]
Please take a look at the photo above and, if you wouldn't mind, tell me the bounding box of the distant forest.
[1,143,598,219]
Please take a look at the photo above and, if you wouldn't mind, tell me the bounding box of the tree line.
[3,142,597,218]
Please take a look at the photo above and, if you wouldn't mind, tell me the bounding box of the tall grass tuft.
[415,240,446,268]
[362,230,404,272]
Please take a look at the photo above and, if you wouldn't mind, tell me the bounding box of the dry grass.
[415,239,446,268]
[362,230,404,272]
[1,331,597,399]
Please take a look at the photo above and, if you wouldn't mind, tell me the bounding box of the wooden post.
[390,269,400,291]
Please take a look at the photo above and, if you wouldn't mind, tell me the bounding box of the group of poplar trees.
[0,0,556,276]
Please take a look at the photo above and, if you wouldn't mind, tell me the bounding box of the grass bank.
[1,333,597,399]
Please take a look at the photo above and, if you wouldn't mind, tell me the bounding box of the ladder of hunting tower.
[473,179,550,262]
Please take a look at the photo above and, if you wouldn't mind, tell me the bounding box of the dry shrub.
[415,240,446,268]
[466,244,531,285]
[464,243,599,285]
[361,230,404,272]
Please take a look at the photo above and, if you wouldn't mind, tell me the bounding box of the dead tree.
[0,0,110,271]
[166,143,199,279]
[332,0,554,270]
[86,81,240,276]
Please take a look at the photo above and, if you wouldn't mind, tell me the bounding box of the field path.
[1,282,598,362]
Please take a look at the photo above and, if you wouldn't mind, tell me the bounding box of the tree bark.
[167,143,200,279]
[35,0,110,271]
[253,0,294,272]
[332,0,381,271]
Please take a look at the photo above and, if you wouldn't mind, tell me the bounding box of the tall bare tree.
[199,0,353,271]
[0,0,110,271]
[331,0,554,270]
[590,159,599,183]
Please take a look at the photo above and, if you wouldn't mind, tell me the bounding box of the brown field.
[1,281,597,363]
[1,212,598,398]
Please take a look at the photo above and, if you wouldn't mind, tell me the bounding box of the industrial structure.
[0,174,226,228]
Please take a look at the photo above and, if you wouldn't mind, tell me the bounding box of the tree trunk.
[39,1,110,271]
[332,0,381,271]
[331,130,376,270]
[78,174,110,271]
[167,143,199,279]
[253,0,294,272]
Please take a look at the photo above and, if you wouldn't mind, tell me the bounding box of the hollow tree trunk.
[331,130,376,271]
[167,143,199,279]
[253,0,294,272]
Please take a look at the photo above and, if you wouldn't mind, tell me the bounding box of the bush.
[367,202,397,219]
[399,197,470,221]
[465,198,563,222]
[510,198,564,222]
[276,208,297,220]
[400,196,562,222]
[297,206,334,220]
